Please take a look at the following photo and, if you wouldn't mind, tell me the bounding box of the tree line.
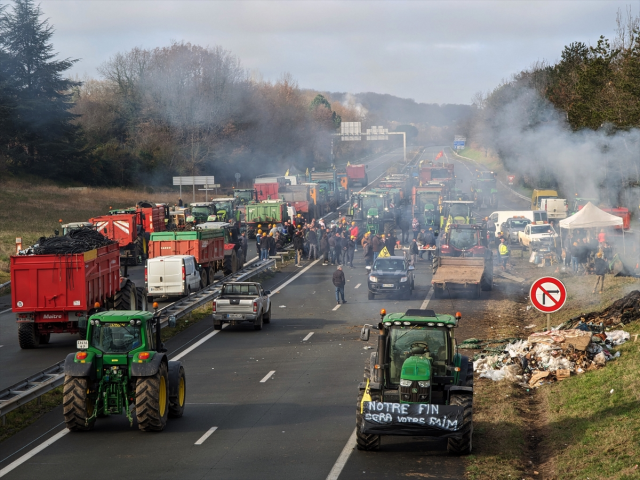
[0,0,381,186]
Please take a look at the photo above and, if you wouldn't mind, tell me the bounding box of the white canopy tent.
[559,202,624,251]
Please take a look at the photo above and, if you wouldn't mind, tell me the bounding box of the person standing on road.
[386,231,397,256]
[486,217,496,248]
[332,265,347,305]
[346,235,356,268]
[307,227,318,260]
[593,252,607,293]
[409,238,419,266]
[412,217,420,240]
[328,233,337,265]
[320,233,329,265]
[425,228,436,261]
[293,231,305,267]
[372,233,382,261]
[570,241,580,273]
[498,237,510,270]
[240,232,248,263]
[260,233,269,261]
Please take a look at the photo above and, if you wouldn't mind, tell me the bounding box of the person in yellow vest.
[499,237,510,271]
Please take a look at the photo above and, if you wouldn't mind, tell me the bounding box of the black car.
[366,256,415,300]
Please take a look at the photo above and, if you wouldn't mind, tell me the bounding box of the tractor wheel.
[207,267,215,286]
[169,365,186,418]
[39,333,51,344]
[368,292,375,300]
[254,312,263,331]
[136,287,149,311]
[447,394,473,455]
[356,390,381,451]
[263,305,271,323]
[114,279,137,311]
[465,362,474,387]
[18,323,40,349]
[136,362,169,432]
[63,376,95,431]
[223,250,237,276]
[134,236,144,265]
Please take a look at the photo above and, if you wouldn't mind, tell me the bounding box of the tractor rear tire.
[169,365,186,418]
[447,394,473,455]
[18,323,40,349]
[136,287,149,311]
[63,376,95,431]
[200,268,208,289]
[364,352,379,383]
[136,362,169,432]
[465,362,474,387]
[263,305,271,323]
[223,251,237,276]
[114,279,137,311]
[134,236,144,265]
[356,390,381,451]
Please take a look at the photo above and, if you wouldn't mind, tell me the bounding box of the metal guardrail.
[0,280,10,292]
[0,258,276,422]
[0,360,66,421]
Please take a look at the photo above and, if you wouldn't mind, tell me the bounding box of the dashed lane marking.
[260,370,276,383]
[302,332,314,342]
[420,287,434,310]
[332,304,341,311]
[172,324,228,361]
[194,427,218,445]
[325,428,357,480]
[354,283,361,289]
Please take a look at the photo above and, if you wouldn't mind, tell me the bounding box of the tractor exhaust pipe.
[377,309,387,385]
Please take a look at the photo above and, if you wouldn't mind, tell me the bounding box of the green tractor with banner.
[356,308,473,453]
[63,310,186,432]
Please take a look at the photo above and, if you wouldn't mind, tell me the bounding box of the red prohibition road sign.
[530,277,567,313]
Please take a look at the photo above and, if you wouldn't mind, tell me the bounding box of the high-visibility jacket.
[499,243,509,256]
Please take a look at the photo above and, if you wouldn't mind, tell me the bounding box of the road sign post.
[529,277,567,330]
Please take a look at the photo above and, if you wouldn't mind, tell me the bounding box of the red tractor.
[90,208,147,265]
[438,223,491,258]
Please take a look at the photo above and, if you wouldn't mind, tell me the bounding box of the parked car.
[518,224,559,251]
[146,255,202,300]
[366,256,415,300]
[500,217,531,244]
[212,282,272,331]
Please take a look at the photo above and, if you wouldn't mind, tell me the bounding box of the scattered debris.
[559,290,640,330]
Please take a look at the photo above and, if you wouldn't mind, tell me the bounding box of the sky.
[36,0,637,105]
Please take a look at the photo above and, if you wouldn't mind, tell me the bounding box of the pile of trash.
[559,290,640,330]
[468,329,630,387]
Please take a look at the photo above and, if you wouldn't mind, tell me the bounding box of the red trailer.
[90,211,145,265]
[601,207,631,230]
[254,183,280,201]
[11,243,138,348]
[346,164,368,188]
[137,204,166,233]
[148,229,225,286]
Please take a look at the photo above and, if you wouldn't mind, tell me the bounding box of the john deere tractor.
[356,308,473,453]
[63,310,186,432]
[471,171,498,208]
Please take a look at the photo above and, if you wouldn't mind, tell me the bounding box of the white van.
[539,198,568,219]
[146,255,202,300]
[489,210,548,236]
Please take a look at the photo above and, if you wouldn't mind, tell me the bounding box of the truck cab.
[531,189,559,211]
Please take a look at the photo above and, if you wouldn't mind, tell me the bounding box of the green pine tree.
[0,0,83,177]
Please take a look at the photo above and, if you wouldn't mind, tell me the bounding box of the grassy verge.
[0,305,211,444]
[543,319,640,479]
[0,178,184,279]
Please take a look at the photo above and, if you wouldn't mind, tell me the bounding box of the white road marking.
[172,324,228,361]
[332,305,341,311]
[420,288,434,310]
[302,332,314,342]
[325,427,357,480]
[0,428,69,478]
[260,370,276,383]
[268,259,321,296]
[194,426,218,445]
[0,308,12,315]
[354,283,361,289]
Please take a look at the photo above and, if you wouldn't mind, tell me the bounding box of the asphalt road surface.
[0,146,530,479]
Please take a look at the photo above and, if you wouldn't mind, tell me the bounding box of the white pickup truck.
[518,224,559,251]
[212,282,272,331]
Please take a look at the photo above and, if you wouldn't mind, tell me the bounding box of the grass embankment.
[0,178,184,284]
[465,253,640,479]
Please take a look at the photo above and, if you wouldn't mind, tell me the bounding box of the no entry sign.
[530,277,567,313]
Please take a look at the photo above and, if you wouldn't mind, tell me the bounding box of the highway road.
[0,146,530,479]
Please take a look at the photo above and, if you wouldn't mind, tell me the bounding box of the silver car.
[502,217,530,244]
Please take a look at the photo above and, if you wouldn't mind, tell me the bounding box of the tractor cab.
[168,208,189,231]
[356,308,473,453]
[189,202,217,224]
[441,201,474,231]
[61,222,95,236]
[439,224,490,257]
[212,197,237,222]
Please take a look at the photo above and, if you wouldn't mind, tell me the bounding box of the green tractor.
[471,171,498,208]
[441,201,474,232]
[63,310,186,432]
[356,308,473,453]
